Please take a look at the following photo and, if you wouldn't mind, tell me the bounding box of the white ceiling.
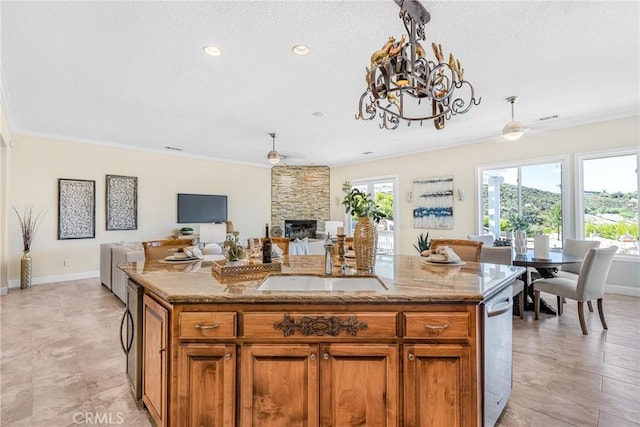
[1,1,639,167]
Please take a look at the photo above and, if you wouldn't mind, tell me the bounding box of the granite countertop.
[119,255,525,305]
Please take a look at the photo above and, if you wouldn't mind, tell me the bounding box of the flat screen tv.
[177,193,228,224]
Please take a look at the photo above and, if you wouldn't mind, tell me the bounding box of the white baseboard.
[0,287,7,296]
[7,270,100,288]
[606,284,640,297]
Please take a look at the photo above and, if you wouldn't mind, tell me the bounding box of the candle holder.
[337,234,346,264]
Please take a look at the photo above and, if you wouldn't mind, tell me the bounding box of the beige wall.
[4,133,271,286]
[331,116,640,294]
[0,109,10,295]
[2,116,638,293]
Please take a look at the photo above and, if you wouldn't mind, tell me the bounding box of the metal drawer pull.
[425,324,449,330]
[310,353,317,361]
[408,353,415,361]
[195,324,220,330]
[323,352,330,360]
[225,353,231,360]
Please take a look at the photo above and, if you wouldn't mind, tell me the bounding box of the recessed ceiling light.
[312,111,325,118]
[203,46,222,57]
[291,44,310,56]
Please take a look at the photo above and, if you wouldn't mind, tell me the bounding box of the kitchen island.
[120,254,525,427]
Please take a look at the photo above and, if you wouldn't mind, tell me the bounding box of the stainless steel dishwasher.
[483,283,513,427]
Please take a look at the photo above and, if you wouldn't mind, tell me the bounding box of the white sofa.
[100,243,144,303]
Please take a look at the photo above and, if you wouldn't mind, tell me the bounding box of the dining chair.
[557,239,601,312]
[533,246,618,335]
[468,233,495,247]
[142,239,196,262]
[270,237,291,256]
[481,246,526,319]
[430,239,483,262]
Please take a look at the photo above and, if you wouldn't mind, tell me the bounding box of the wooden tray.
[211,259,281,282]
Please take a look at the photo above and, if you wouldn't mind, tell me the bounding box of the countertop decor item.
[508,212,533,256]
[223,231,245,262]
[355,0,479,131]
[14,205,47,289]
[211,259,281,283]
[342,181,385,272]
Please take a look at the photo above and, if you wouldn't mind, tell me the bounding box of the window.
[479,159,565,249]
[578,150,639,256]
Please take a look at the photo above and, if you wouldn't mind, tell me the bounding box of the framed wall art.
[412,176,454,229]
[58,178,96,240]
[106,175,138,230]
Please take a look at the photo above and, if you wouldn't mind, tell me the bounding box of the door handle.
[195,324,220,330]
[487,299,513,317]
[126,309,135,353]
[119,309,128,354]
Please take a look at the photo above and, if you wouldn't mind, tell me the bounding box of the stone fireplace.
[271,166,330,237]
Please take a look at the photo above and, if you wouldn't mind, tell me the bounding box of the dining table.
[512,249,583,314]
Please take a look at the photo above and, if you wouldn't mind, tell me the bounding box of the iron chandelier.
[356,0,480,130]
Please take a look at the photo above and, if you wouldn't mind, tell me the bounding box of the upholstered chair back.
[561,239,601,274]
[576,246,617,301]
[430,239,483,262]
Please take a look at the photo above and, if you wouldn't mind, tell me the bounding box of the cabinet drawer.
[404,312,471,339]
[179,312,236,339]
[243,312,397,339]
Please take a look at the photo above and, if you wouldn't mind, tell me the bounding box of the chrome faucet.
[324,235,334,275]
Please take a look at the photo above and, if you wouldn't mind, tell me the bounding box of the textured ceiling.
[1,1,639,167]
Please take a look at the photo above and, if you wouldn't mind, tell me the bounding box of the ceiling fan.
[267,132,283,164]
[502,96,529,141]
[266,132,306,165]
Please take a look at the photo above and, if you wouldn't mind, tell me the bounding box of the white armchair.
[556,239,601,312]
[533,246,618,335]
[467,233,495,247]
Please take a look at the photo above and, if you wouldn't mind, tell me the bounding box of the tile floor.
[1,278,639,426]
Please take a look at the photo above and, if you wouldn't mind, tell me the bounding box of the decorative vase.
[514,230,527,256]
[20,250,32,289]
[353,217,377,272]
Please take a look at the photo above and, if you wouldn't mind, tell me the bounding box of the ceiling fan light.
[267,150,281,164]
[502,121,527,141]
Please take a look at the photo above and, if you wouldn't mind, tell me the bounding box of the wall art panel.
[58,178,95,239]
[412,176,454,229]
[106,175,137,230]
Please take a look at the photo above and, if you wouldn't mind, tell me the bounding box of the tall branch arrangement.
[13,206,46,251]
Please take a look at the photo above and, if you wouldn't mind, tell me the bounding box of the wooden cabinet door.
[143,295,169,427]
[240,344,319,427]
[403,344,473,427]
[178,343,236,427]
[320,344,399,427]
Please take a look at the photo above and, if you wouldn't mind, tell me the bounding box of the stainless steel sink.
[257,275,387,292]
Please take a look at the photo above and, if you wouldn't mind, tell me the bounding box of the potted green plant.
[413,232,431,256]
[341,181,386,271]
[341,181,386,223]
[180,226,194,236]
[222,231,245,263]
